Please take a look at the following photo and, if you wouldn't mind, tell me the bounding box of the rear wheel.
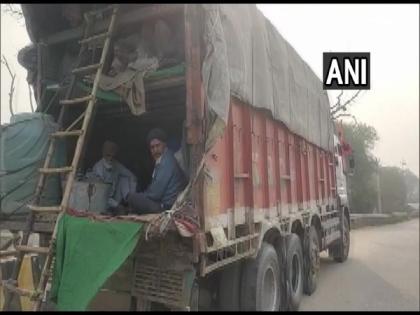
[286,234,304,311]
[303,226,320,295]
[329,215,350,263]
[218,262,242,311]
[240,242,281,311]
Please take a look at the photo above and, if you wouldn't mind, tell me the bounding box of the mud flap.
[279,236,289,311]
[302,226,310,291]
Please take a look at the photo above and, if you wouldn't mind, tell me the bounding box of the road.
[300,218,419,311]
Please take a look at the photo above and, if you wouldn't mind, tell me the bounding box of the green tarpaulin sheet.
[50,214,143,311]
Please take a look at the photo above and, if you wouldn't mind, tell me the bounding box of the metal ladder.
[1,4,119,311]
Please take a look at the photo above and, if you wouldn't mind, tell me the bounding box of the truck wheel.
[218,262,242,310]
[286,234,304,311]
[303,226,320,295]
[329,215,350,263]
[240,242,281,311]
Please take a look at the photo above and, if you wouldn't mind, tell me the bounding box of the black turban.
[147,128,167,144]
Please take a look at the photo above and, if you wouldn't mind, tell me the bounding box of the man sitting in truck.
[127,128,187,214]
[88,140,138,213]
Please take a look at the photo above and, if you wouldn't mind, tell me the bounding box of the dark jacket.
[145,149,187,209]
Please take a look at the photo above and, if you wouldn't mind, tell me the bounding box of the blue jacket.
[145,149,187,209]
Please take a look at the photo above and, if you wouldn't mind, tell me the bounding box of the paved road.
[300,218,419,311]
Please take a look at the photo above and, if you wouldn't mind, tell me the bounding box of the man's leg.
[127,192,162,214]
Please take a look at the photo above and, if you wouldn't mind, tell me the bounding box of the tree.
[342,122,379,213]
[402,169,419,203]
[330,90,363,121]
[379,166,407,213]
[1,55,16,117]
[1,4,24,22]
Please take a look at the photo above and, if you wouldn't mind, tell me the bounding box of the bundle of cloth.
[98,18,183,116]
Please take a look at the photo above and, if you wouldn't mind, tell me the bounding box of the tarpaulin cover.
[0,113,65,218]
[19,4,333,150]
[202,4,334,151]
[50,213,143,311]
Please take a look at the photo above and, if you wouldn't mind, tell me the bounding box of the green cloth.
[50,214,143,311]
[76,63,186,104]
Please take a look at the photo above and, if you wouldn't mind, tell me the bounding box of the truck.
[0,4,353,311]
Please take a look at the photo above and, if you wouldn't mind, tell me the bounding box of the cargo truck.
[1,4,354,311]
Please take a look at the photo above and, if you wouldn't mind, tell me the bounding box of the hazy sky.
[1,4,419,175]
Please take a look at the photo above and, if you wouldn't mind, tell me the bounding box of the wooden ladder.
[1,4,120,311]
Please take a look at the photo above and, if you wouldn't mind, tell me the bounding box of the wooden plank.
[39,167,73,174]
[50,130,83,138]
[0,250,18,258]
[60,95,93,105]
[145,76,185,91]
[15,245,49,254]
[0,220,54,234]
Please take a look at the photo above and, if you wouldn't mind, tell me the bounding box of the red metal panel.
[225,106,235,211]
[307,143,316,203]
[301,139,310,206]
[313,147,320,204]
[304,141,310,203]
[294,135,304,208]
[265,119,278,208]
[202,97,336,230]
[243,105,254,210]
[273,124,281,207]
[321,152,328,203]
[325,152,332,201]
[203,131,225,229]
[232,102,247,211]
[278,126,289,207]
[288,133,298,207]
[331,153,337,198]
[251,111,268,209]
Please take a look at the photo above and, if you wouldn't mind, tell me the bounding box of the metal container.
[68,180,111,214]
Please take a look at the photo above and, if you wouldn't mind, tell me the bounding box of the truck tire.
[329,215,350,263]
[286,234,304,311]
[303,226,320,295]
[240,242,281,311]
[218,262,242,311]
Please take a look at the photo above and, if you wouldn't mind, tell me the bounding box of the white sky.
[1,4,419,175]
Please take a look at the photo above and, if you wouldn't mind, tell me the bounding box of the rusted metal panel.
[203,135,225,231]
[320,151,328,204]
[225,106,235,239]
[265,119,278,211]
[288,133,298,210]
[307,144,316,205]
[303,140,311,205]
[251,111,268,210]
[278,125,290,214]
[231,102,248,238]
